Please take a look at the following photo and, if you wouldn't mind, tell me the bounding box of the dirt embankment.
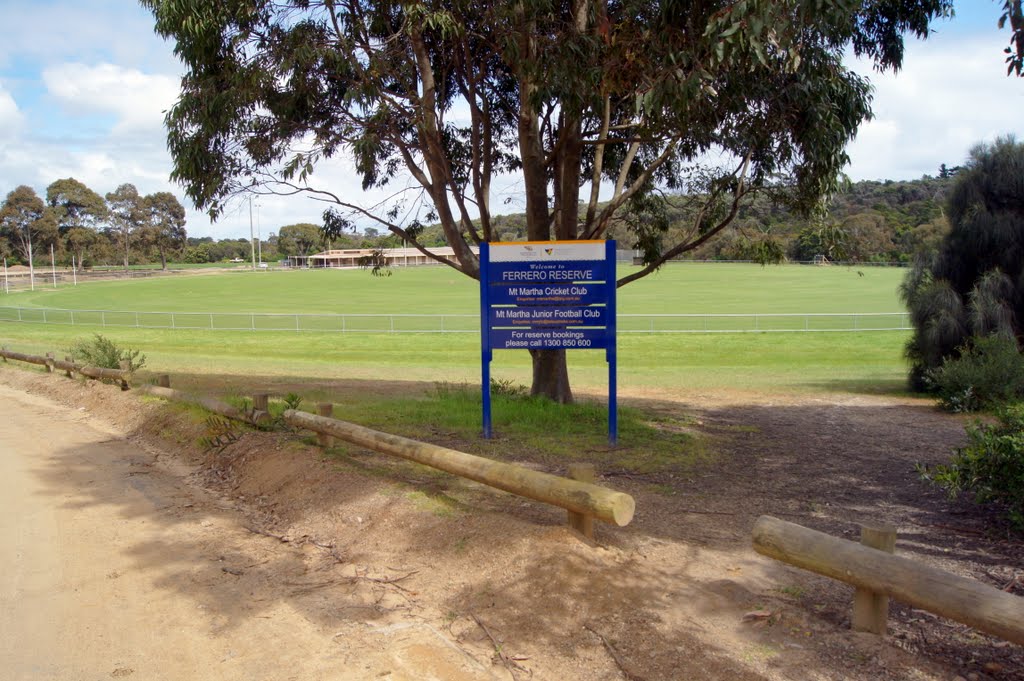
[1,365,1021,681]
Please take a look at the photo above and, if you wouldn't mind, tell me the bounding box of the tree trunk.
[530,349,573,403]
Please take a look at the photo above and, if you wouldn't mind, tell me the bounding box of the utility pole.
[249,196,256,271]
[256,202,262,266]
[27,230,34,291]
[50,244,57,288]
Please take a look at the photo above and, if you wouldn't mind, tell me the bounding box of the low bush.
[926,334,1024,412]
[67,334,146,372]
[920,403,1024,529]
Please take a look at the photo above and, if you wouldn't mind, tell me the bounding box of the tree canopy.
[143,0,953,400]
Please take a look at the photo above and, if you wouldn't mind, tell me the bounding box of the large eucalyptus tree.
[142,0,951,401]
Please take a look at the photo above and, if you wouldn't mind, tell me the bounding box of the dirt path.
[0,383,487,681]
[1,367,1021,681]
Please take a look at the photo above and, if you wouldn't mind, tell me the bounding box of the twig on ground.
[363,570,419,592]
[472,613,531,680]
[584,623,646,681]
[244,525,290,542]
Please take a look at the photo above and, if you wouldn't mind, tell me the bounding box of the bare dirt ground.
[0,365,1021,681]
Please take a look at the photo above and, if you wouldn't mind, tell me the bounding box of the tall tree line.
[0,179,187,271]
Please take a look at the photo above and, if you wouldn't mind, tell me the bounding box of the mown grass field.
[0,263,912,395]
[7,262,903,314]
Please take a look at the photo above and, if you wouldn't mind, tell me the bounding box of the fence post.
[317,403,334,447]
[42,309,47,324]
[64,356,74,378]
[851,525,897,635]
[101,311,106,327]
[295,314,300,332]
[171,313,175,329]
[135,311,139,328]
[253,393,269,412]
[44,352,54,373]
[157,374,170,388]
[567,463,597,539]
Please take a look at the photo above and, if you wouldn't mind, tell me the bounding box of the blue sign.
[480,240,617,444]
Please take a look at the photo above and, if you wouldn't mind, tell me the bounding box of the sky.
[0,1,1021,241]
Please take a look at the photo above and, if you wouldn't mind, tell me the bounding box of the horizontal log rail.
[1,346,131,389]
[0,347,50,367]
[752,515,1024,645]
[136,384,268,426]
[283,409,635,528]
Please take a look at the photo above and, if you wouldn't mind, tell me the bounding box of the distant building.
[286,246,478,269]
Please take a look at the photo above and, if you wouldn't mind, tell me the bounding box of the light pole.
[256,202,262,266]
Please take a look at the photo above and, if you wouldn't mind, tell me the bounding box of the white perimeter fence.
[0,307,911,334]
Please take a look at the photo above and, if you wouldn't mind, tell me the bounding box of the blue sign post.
[480,240,617,444]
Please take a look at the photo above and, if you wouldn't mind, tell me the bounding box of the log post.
[852,525,897,635]
[157,374,170,388]
[252,393,270,423]
[64,356,75,378]
[1,346,6,362]
[752,515,1024,645]
[567,463,596,539]
[283,409,635,527]
[316,403,334,447]
[44,352,55,373]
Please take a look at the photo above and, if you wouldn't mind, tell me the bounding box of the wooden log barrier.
[77,365,131,390]
[283,409,635,527]
[54,357,78,378]
[137,385,268,425]
[0,347,51,367]
[752,515,1024,645]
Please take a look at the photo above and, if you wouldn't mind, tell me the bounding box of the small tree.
[900,136,1024,390]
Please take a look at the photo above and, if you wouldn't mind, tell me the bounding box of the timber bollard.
[752,515,1024,645]
[45,352,55,373]
[1,346,6,362]
[64,356,75,378]
[852,525,896,635]
[157,374,170,388]
[252,393,270,423]
[567,463,596,539]
[316,403,334,447]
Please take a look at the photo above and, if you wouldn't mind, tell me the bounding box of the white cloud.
[846,33,1024,180]
[0,82,25,139]
[43,63,178,134]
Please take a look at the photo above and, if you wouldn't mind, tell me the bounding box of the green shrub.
[920,404,1024,529]
[68,334,146,372]
[926,334,1024,412]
